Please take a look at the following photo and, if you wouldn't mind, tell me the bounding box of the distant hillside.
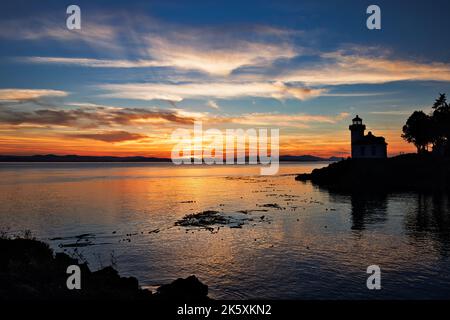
[327,156,345,162]
[0,154,343,162]
[279,155,342,162]
[0,154,171,162]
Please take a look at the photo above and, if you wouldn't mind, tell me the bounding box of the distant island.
[279,155,343,162]
[0,154,171,162]
[0,154,342,162]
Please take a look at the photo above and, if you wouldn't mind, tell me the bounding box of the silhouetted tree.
[432,93,450,155]
[402,111,433,153]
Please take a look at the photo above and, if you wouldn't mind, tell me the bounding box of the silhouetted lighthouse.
[349,115,365,144]
[349,115,387,159]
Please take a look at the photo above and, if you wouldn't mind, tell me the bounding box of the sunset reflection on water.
[1,162,450,299]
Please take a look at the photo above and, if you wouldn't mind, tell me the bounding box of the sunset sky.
[1,0,450,157]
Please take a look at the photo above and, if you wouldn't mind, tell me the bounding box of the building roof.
[353,131,387,145]
[352,115,362,122]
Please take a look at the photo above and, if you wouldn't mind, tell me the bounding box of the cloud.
[6,12,450,85]
[206,100,220,110]
[0,89,68,101]
[0,106,195,128]
[369,110,416,116]
[0,17,121,53]
[13,12,299,75]
[23,57,163,68]
[23,39,297,75]
[279,48,450,85]
[142,36,297,75]
[99,81,326,102]
[24,45,450,87]
[322,92,392,97]
[231,112,350,127]
[66,130,148,143]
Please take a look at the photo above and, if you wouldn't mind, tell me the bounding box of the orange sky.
[0,3,449,158]
[0,122,416,158]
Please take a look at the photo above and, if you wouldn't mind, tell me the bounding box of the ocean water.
[1,162,450,299]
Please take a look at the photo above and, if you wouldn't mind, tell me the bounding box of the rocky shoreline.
[0,236,209,301]
[296,154,450,192]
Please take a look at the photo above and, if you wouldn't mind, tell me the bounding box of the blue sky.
[0,0,450,156]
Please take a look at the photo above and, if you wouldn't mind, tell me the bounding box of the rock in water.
[155,275,209,301]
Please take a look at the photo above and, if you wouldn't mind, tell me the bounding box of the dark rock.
[0,237,209,301]
[175,210,252,229]
[155,275,208,301]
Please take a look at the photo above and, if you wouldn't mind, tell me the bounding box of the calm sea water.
[1,162,450,299]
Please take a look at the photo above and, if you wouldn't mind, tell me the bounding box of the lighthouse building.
[349,115,387,159]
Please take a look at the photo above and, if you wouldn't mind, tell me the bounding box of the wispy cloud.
[322,92,392,97]
[23,39,297,76]
[0,89,68,101]
[23,57,163,68]
[13,12,299,76]
[25,45,450,88]
[66,130,148,143]
[206,100,220,110]
[369,110,416,116]
[0,106,195,128]
[0,17,121,53]
[231,112,350,127]
[99,81,326,102]
[141,36,297,75]
[279,48,450,85]
[11,12,450,96]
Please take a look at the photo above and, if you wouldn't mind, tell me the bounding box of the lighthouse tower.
[349,115,365,146]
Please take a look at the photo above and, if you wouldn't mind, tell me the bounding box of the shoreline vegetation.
[0,235,209,301]
[296,153,450,192]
